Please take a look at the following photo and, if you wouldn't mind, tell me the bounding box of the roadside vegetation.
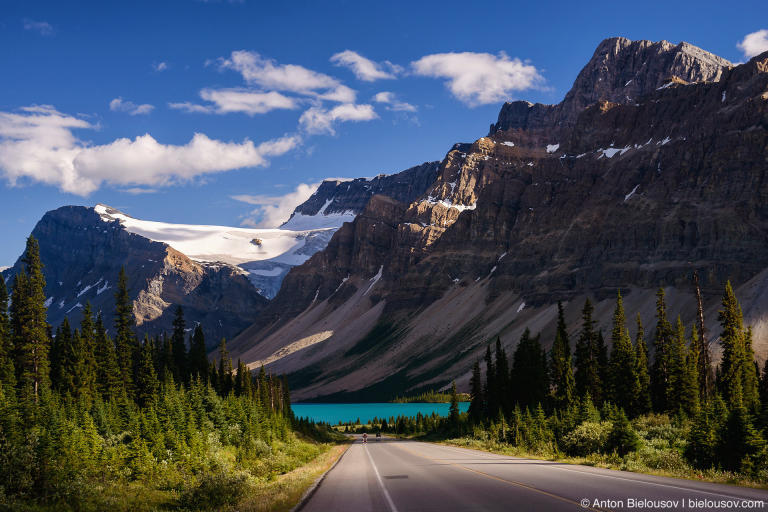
[0,236,346,511]
[341,284,768,487]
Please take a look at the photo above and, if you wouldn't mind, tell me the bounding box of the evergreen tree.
[51,318,72,392]
[135,335,158,408]
[10,236,50,404]
[483,344,496,418]
[742,326,760,413]
[575,299,602,404]
[494,337,510,415]
[634,314,652,414]
[759,359,768,408]
[550,301,575,410]
[281,375,292,418]
[77,303,98,404]
[468,359,484,423]
[607,409,641,456]
[0,276,14,387]
[171,306,187,384]
[158,332,173,384]
[651,288,672,412]
[94,312,122,399]
[609,291,638,414]
[449,381,460,431]
[218,338,233,396]
[188,324,208,382]
[114,267,136,395]
[682,325,701,417]
[510,328,548,410]
[667,316,689,414]
[718,281,746,409]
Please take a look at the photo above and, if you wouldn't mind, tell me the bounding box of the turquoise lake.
[291,402,469,424]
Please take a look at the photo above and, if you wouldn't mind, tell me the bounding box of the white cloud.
[299,103,377,135]
[23,19,54,36]
[0,105,299,195]
[738,29,768,58]
[330,50,398,81]
[153,61,168,72]
[110,97,155,116]
[411,51,543,106]
[169,88,298,115]
[317,85,357,103]
[232,182,320,228]
[122,187,158,195]
[373,91,416,112]
[220,50,340,93]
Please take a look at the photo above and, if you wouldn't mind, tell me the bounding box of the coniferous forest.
[0,237,339,511]
[340,287,768,486]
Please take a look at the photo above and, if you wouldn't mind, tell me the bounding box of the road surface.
[300,435,768,511]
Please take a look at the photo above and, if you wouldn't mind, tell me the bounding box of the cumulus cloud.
[317,85,357,103]
[153,61,168,72]
[110,98,155,116]
[411,51,543,106]
[169,88,297,115]
[220,50,340,93]
[330,50,399,81]
[23,19,54,36]
[299,103,377,135]
[373,91,416,112]
[232,182,321,228]
[738,29,768,58]
[0,105,299,195]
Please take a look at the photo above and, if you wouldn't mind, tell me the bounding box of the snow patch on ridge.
[546,144,560,153]
[363,266,383,296]
[624,185,640,201]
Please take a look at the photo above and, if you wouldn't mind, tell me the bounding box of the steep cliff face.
[282,161,440,229]
[228,39,768,400]
[3,206,268,347]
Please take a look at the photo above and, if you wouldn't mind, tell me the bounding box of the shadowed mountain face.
[3,206,268,348]
[227,38,768,401]
[2,162,441,347]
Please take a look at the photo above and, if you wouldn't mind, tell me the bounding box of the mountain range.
[4,37,768,400]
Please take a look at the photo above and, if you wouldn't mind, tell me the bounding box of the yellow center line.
[393,442,607,512]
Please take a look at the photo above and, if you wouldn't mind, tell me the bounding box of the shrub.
[562,421,611,456]
[607,411,641,456]
[179,470,250,510]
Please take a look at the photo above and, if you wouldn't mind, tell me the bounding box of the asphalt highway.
[300,435,768,511]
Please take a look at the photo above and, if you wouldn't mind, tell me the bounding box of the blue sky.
[1,0,766,266]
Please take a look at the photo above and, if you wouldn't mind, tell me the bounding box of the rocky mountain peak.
[493,36,733,134]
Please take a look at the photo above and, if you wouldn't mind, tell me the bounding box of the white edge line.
[364,443,400,512]
[426,442,765,502]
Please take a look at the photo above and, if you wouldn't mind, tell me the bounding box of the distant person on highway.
[376,432,381,441]
[362,433,368,444]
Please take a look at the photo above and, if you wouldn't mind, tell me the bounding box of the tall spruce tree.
[77,303,97,404]
[10,236,50,404]
[667,316,689,414]
[159,332,173,384]
[218,338,233,395]
[494,337,510,415]
[510,328,548,410]
[718,281,746,409]
[609,291,638,415]
[0,276,14,387]
[651,288,672,412]
[759,359,768,408]
[550,301,575,410]
[114,267,136,395]
[468,359,484,423]
[171,306,187,384]
[188,324,208,382]
[682,325,701,417]
[94,312,122,399]
[575,299,602,404]
[51,318,72,392]
[742,326,760,413]
[634,314,652,414]
[449,381,460,430]
[483,344,496,418]
[135,335,158,408]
